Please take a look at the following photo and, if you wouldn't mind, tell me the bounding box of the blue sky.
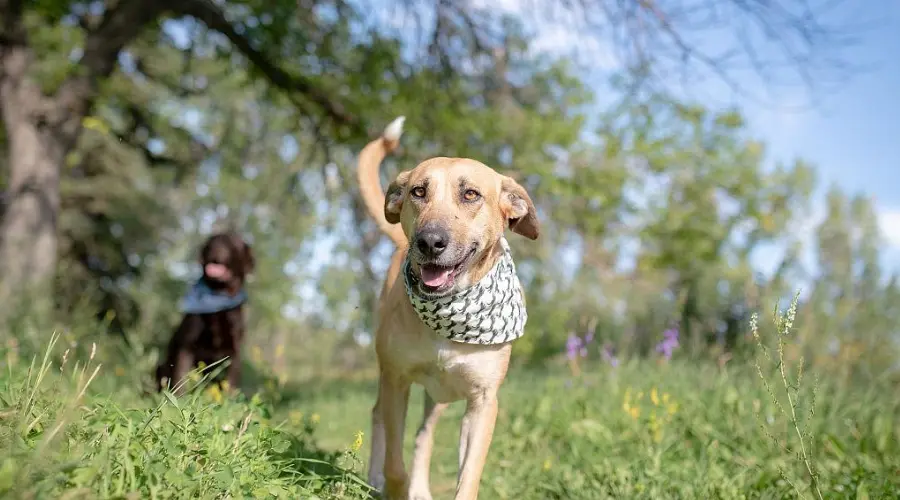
[754,12,900,283]
[476,1,900,275]
[736,3,900,270]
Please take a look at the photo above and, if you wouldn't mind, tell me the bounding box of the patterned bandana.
[403,237,528,345]
[180,280,248,315]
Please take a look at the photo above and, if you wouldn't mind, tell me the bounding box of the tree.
[0,0,866,307]
[0,0,361,303]
[803,189,900,376]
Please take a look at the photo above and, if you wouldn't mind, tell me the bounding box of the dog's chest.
[385,330,509,404]
[410,344,470,403]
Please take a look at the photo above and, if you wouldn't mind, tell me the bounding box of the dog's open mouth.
[204,263,232,282]
[418,247,476,292]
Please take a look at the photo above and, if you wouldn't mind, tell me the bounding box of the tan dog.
[357,117,539,500]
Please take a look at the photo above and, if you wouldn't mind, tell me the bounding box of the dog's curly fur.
[155,232,254,394]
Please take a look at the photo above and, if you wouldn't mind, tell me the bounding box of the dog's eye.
[463,189,480,201]
[411,186,426,198]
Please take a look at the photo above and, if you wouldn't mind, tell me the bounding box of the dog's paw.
[407,487,433,500]
[368,473,385,495]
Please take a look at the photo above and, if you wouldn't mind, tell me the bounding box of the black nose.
[415,225,449,257]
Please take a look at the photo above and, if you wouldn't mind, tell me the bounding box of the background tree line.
[1,0,894,379]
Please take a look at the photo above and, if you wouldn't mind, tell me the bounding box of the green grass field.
[1,325,899,500]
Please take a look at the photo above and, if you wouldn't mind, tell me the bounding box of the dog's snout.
[415,225,450,258]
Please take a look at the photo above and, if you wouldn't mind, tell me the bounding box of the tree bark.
[0,43,61,297]
[0,1,162,301]
[0,0,57,300]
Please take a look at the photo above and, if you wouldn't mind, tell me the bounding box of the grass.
[1,306,899,499]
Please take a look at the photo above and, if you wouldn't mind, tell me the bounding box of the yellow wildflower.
[628,406,640,420]
[667,402,679,416]
[650,388,659,406]
[542,459,552,471]
[648,413,661,442]
[311,413,321,424]
[662,393,671,404]
[206,384,223,403]
[352,431,364,452]
[289,411,304,425]
[221,380,231,392]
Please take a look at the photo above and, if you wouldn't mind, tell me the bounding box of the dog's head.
[199,232,255,293]
[384,157,539,296]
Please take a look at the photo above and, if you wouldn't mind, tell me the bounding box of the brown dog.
[155,232,254,394]
[357,117,539,500]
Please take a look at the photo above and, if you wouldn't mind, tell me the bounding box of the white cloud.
[879,208,900,248]
[467,0,619,70]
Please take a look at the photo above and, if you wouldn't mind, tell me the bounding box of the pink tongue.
[420,265,452,288]
[205,263,228,279]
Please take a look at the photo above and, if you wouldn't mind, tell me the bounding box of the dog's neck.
[403,236,528,345]
[180,279,248,315]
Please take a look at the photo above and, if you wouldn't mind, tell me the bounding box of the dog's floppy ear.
[384,170,411,224]
[242,242,255,274]
[500,176,539,240]
[198,239,211,265]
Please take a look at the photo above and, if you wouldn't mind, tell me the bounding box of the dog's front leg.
[171,349,195,396]
[408,392,448,500]
[380,372,412,500]
[225,350,242,392]
[455,390,499,500]
[368,380,387,492]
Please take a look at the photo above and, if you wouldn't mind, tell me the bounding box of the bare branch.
[171,0,362,133]
[404,0,870,105]
[0,0,25,48]
[52,1,163,146]
[114,104,210,176]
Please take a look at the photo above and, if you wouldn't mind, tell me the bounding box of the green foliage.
[0,334,371,499]
[3,304,899,499]
[252,324,900,499]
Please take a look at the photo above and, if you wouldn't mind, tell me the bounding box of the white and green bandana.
[403,238,528,345]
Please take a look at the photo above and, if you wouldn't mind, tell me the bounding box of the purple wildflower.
[601,343,620,368]
[566,333,583,361]
[584,326,595,345]
[655,326,680,361]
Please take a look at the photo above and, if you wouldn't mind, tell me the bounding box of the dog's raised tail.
[358,116,406,247]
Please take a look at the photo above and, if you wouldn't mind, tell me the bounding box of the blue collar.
[180,280,248,314]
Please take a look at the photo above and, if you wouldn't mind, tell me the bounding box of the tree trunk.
[0,0,162,302]
[0,47,62,297]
